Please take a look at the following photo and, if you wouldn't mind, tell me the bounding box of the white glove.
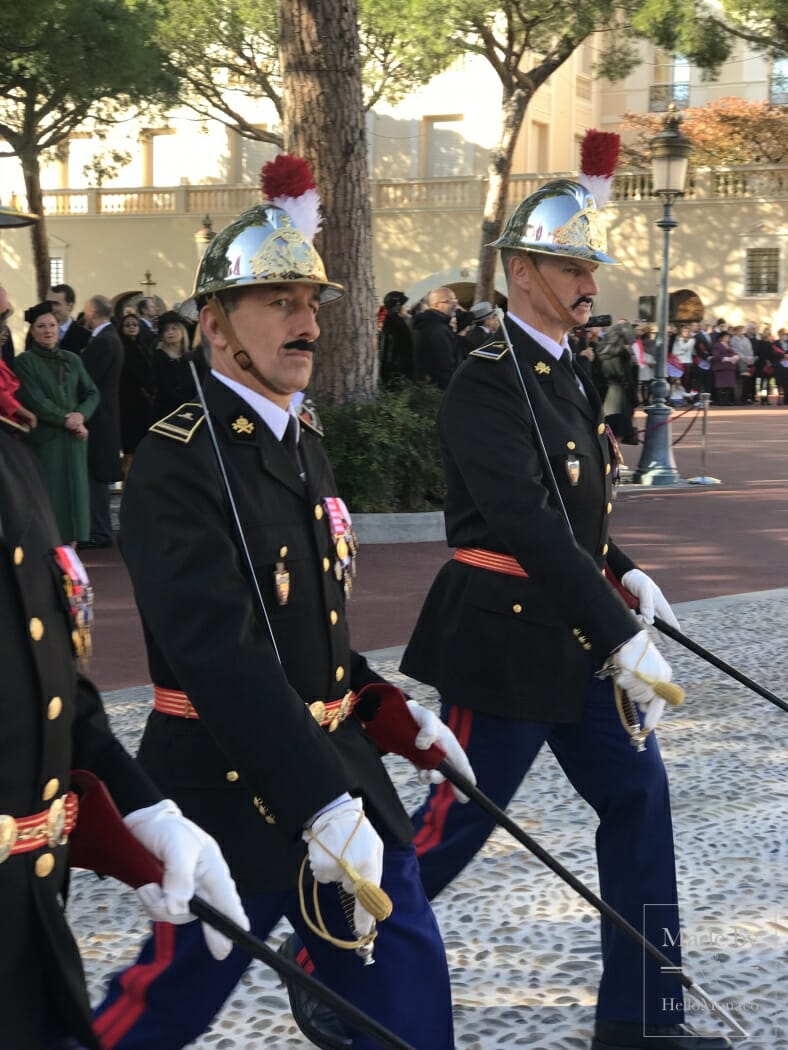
[611,630,673,732]
[621,569,680,630]
[406,700,477,803]
[124,799,249,961]
[303,797,383,938]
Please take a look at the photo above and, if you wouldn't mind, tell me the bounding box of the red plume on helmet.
[578,130,621,209]
[260,154,322,242]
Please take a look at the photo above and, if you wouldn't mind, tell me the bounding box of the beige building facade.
[1,40,786,339]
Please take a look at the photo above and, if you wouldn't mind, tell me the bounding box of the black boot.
[278,934,352,1050]
[592,1021,733,1049]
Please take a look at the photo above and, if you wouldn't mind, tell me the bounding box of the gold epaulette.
[149,403,206,444]
[468,341,510,361]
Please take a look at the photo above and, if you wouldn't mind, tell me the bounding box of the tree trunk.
[20,147,50,300]
[475,86,532,304]
[278,0,377,403]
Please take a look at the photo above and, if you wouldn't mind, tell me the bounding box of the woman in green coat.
[13,302,99,544]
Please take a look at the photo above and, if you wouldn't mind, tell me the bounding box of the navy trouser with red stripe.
[92,845,453,1049]
[412,676,685,1026]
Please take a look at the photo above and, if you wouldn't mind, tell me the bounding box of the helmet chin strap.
[207,294,272,390]
[523,254,581,334]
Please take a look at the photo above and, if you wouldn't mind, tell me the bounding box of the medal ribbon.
[322,497,355,570]
[53,545,94,664]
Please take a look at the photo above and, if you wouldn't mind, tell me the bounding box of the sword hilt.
[631,671,685,707]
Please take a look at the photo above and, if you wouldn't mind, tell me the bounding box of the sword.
[69,770,414,1050]
[654,616,788,715]
[363,688,748,1039]
[607,566,788,715]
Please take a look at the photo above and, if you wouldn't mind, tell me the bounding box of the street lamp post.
[633,108,693,486]
[194,215,216,262]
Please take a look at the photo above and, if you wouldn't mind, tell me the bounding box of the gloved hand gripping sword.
[606,560,788,717]
[69,770,414,1050]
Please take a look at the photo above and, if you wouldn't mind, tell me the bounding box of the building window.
[49,256,65,286]
[421,115,467,177]
[140,127,177,186]
[239,134,279,184]
[745,248,780,296]
[770,56,788,105]
[532,120,549,173]
[649,51,690,112]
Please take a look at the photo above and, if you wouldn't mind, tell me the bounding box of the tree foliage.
[621,98,788,167]
[0,0,176,296]
[156,0,282,144]
[716,0,788,54]
[430,0,741,302]
[158,0,457,144]
[358,0,458,109]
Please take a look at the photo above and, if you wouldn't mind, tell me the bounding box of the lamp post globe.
[194,214,216,262]
[633,107,693,486]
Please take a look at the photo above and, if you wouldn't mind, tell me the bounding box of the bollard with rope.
[634,398,702,446]
[688,392,721,485]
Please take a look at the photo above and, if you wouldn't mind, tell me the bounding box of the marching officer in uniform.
[92,156,472,1049]
[401,179,733,1050]
[0,411,247,1050]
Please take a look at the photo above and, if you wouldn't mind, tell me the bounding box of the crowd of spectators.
[570,317,788,446]
[378,289,787,415]
[0,282,203,548]
[377,287,504,390]
[4,278,785,549]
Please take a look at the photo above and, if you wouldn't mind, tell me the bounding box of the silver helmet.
[193,203,344,303]
[490,179,618,265]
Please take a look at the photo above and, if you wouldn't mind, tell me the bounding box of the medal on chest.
[53,546,94,666]
[322,496,358,599]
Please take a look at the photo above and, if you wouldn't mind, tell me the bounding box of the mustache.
[284,339,316,353]
[571,296,594,310]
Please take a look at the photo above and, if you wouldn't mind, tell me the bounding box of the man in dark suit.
[49,283,91,354]
[0,416,247,1050]
[81,294,124,548]
[401,180,731,1050]
[91,171,471,1049]
[412,286,461,389]
[136,296,159,350]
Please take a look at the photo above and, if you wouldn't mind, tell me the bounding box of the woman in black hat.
[151,310,206,421]
[118,313,156,475]
[13,302,99,544]
[379,290,414,386]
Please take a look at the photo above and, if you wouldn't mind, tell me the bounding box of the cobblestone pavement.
[73,591,788,1049]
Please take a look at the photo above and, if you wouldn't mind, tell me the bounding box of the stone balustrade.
[40,164,788,219]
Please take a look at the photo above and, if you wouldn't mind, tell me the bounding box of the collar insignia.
[535,361,552,375]
[298,398,324,437]
[231,415,255,436]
